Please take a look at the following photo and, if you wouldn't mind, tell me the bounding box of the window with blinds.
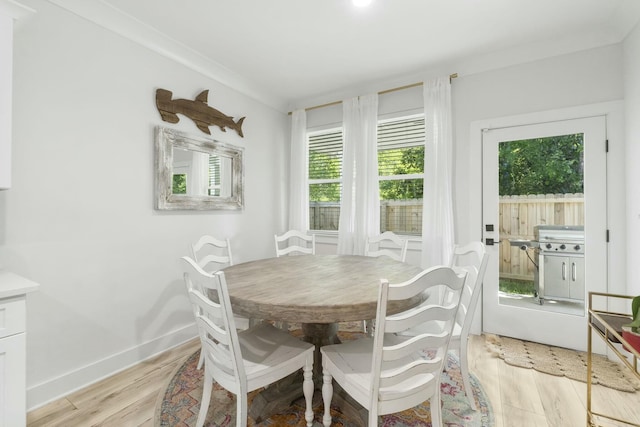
[308,128,343,201]
[378,115,425,202]
[308,128,343,231]
[208,155,221,196]
[308,114,425,234]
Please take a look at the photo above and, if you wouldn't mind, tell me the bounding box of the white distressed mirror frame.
[155,127,244,210]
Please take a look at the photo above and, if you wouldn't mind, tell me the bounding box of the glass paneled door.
[481,116,607,351]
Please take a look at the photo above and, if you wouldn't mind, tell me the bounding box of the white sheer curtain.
[220,156,231,197]
[421,77,455,267]
[337,98,358,254]
[188,151,209,196]
[288,109,309,231]
[337,94,379,255]
[355,94,380,254]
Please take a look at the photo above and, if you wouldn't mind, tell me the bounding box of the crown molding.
[47,0,288,112]
[0,0,36,19]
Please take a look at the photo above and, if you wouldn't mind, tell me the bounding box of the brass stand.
[587,292,640,427]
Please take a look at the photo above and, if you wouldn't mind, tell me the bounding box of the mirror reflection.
[155,127,244,210]
[171,148,233,198]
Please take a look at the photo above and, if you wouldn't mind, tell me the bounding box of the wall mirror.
[155,127,244,210]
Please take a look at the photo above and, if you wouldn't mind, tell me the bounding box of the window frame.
[307,112,425,235]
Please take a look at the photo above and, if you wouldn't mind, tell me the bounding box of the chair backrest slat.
[365,231,408,262]
[191,235,234,272]
[387,266,459,301]
[274,230,315,256]
[385,303,456,335]
[379,358,442,388]
[381,330,449,361]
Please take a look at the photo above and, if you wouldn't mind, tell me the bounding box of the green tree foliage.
[378,146,424,200]
[309,151,341,201]
[172,174,187,194]
[499,134,584,196]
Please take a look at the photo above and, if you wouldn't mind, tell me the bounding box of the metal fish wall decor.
[155,89,245,137]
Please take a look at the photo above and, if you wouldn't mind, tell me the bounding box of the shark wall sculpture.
[155,89,245,137]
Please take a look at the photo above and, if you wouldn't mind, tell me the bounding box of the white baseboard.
[27,324,198,411]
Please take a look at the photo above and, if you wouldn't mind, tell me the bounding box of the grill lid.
[534,225,584,242]
[534,225,584,254]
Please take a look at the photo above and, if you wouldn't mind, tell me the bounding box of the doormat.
[486,334,640,393]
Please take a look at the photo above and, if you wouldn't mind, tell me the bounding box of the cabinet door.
[0,333,26,427]
[543,256,570,299]
[569,256,585,301]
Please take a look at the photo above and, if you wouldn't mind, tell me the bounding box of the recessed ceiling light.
[353,0,373,8]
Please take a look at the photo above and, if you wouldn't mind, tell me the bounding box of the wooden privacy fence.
[500,193,584,281]
[310,200,422,233]
[310,194,584,282]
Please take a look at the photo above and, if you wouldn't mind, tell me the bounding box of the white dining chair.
[399,241,488,410]
[274,230,316,257]
[363,231,409,334]
[181,256,315,427]
[320,265,467,427]
[190,235,251,370]
[364,231,408,262]
[272,230,315,330]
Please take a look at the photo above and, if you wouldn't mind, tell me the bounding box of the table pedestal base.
[301,322,340,382]
[248,371,307,423]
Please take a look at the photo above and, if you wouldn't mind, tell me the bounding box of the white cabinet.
[0,272,39,427]
[0,322,26,427]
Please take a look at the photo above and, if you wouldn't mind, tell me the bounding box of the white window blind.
[208,155,221,196]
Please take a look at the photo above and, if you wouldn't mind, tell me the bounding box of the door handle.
[485,238,501,246]
[572,262,576,281]
[562,262,566,280]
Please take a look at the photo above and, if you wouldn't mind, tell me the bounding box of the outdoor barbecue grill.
[510,225,585,305]
[533,225,585,305]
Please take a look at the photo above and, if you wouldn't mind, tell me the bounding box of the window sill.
[310,231,422,249]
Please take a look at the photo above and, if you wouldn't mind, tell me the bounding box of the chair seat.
[218,322,315,390]
[321,335,437,406]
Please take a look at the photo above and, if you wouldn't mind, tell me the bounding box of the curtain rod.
[288,73,458,115]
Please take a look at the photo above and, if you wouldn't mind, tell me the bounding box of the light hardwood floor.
[27,334,640,427]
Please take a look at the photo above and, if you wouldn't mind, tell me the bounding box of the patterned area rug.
[486,334,640,393]
[155,328,494,426]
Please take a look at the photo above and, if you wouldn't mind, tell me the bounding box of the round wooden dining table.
[223,254,425,337]
[222,254,425,421]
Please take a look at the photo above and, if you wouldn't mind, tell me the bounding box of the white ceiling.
[49,0,640,111]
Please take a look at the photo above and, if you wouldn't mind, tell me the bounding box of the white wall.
[0,11,12,190]
[623,22,640,297]
[0,0,288,409]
